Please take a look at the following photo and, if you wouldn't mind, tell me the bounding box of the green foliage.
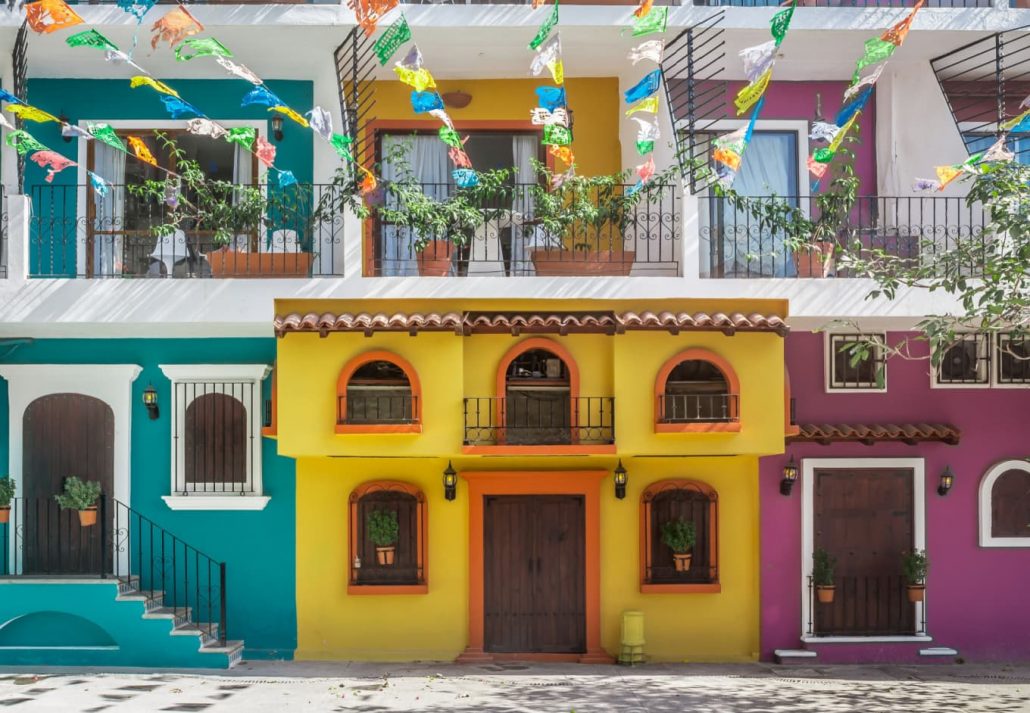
[0,477,14,508]
[366,509,399,548]
[54,477,102,511]
[902,549,929,585]
[660,518,696,554]
[813,548,836,587]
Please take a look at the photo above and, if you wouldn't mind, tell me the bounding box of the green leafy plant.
[54,477,102,511]
[902,549,929,585]
[813,548,836,587]
[0,477,14,508]
[366,509,399,548]
[660,518,696,554]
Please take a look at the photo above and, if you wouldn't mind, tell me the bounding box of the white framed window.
[159,364,272,511]
[994,333,1030,388]
[931,333,991,389]
[825,333,886,393]
[979,460,1030,548]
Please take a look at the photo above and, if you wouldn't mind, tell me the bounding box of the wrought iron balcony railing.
[337,393,419,425]
[807,574,925,637]
[29,183,346,278]
[699,194,990,279]
[371,182,680,277]
[463,396,615,446]
[658,393,739,423]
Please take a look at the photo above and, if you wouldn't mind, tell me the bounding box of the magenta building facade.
[762,331,1030,664]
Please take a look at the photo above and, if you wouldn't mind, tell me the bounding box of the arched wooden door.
[23,393,114,575]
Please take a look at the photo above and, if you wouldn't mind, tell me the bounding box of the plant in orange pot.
[902,549,929,603]
[54,476,102,527]
[367,509,400,566]
[661,518,696,573]
[813,548,837,604]
[0,477,14,524]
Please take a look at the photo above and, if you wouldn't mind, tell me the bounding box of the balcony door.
[706,130,799,278]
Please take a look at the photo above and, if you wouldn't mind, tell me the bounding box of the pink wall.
[761,331,1030,662]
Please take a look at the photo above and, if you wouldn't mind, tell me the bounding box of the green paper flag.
[813,147,835,164]
[175,37,233,61]
[770,0,797,47]
[853,37,895,80]
[225,127,257,150]
[542,124,572,146]
[329,133,354,161]
[87,123,126,152]
[636,140,654,155]
[631,6,667,37]
[5,130,47,156]
[374,16,411,65]
[529,0,559,51]
[439,126,463,149]
[66,29,118,51]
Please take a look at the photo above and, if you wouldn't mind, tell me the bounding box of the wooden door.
[23,394,115,575]
[483,495,586,654]
[814,468,915,636]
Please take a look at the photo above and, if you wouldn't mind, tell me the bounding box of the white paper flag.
[844,63,885,102]
[104,50,147,74]
[216,56,263,85]
[399,44,424,72]
[627,40,664,65]
[530,107,570,127]
[186,118,229,139]
[61,123,93,140]
[306,107,333,142]
[982,137,1014,163]
[631,116,660,141]
[530,33,561,76]
[809,122,840,143]
[739,41,777,84]
[0,113,15,131]
[428,108,453,130]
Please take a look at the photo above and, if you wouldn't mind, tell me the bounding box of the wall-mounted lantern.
[443,461,458,501]
[142,384,159,420]
[271,115,285,142]
[780,456,799,496]
[938,466,955,496]
[614,460,628,500]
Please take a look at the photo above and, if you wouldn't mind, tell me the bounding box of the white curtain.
[232,144,256,251]
[92,142,126,276]
[510,134,539,275]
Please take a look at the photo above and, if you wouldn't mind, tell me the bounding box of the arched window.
[640,479,719,593]
[349,481,427,593]
[979,460,1030,547]
[336,351,421,433]
[504,346,573,445]
[184,393,248,488]
[655,349,740,432]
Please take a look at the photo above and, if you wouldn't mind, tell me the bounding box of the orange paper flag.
[25,0,84,34]
[150,6,204,51]
[548,145,574,165]
[127,136,158,167]
[881,0,924,46]
[358,166,378,195]
[634,0,654,19]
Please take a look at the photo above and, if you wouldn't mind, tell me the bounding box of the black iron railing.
[29,183,346,278]
[659,393,739,423]
[808,574,925,637]
[699,194,990,278]
[372,182,680,277]
[0,185,7,279]
[463,396,615,446]
[0,496,227,646]
[338,393,418,425]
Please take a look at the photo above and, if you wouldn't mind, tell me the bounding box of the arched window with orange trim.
[349,481,427,594]
[655,349,741,433]
[336,351,422,434]
[503,346,573,445]
[640,479,720,593]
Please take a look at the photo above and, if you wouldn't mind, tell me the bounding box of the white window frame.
[159,364,272,511]
[992,333,1030,389]
[824,332,887,393]
[800,457,928,644]
[979,460,1030,548]
[930,333,991,390]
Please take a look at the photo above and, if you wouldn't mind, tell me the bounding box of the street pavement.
[2,660,1030,712]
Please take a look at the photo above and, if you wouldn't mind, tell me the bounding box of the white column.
[7,194,30,282]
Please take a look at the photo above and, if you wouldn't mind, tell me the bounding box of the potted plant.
[367,509,400,566]
[54,477,103,527]
[0,477,14,524]
[660,518,696,572]
[813,548,837,604]
[903,549,929,603]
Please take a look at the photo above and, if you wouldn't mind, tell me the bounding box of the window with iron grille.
[660,359,737,423]
[827,334,886,392]
[160,364,271,507]
[349,481,427,592]
[336,353,421,433]
[933,333,991,387]
[640,480,719,592]
[979,460,1030,548]
[996,333,1030,386]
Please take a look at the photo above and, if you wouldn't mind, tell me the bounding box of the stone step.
[774,649,818,664]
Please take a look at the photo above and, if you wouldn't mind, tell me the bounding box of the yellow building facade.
[275,297,788,663]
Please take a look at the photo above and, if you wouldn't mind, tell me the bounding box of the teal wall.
[25,78,314,276]
[0,338,296,660]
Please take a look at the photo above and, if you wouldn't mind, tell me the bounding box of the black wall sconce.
[780,456,799,496]
[938,466,955,496]
[271,115,284,142]
[59,114,72,143]
[443,461,457,501]
[142,384,159,420]
[614,460,628,500]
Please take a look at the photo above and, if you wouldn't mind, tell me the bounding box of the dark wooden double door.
[483,495,585,654]
[814,468,916,636]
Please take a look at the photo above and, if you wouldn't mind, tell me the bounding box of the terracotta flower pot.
[207,247,314,278]
[907,584,925,603]
[816,585,835,604]
[376,546,396,566]
[531,249,636,277]
[78,506,98,527]
[0,506,9,524]
[794,241,836,278]
[416,240,455,277]
[672,553,693,572]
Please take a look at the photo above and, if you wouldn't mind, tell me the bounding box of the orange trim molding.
[494,337,581,445]
[335,350,423,434]
[348,480,428,596]
[458,470,613,664]
[654,348,741,433]
[462,444,617,456]
[639,479,720,594]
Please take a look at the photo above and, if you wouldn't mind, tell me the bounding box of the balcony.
[28,184,346,278]
[658,393,739,424]
[808,575,925,637]
[369,182,680,278]
[463,396,615,450]
[699,194,989,279]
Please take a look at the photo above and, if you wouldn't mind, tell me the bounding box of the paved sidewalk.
[2,661,1030,712]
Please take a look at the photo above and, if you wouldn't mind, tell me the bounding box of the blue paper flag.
[626,179,645,196]
[1011,113,1030,133]
[0,88,24,105]
[161,95,201,119]
[453,169,479,188]
[834,85,873,128]
[88,171,110,198]
[743,95,765,145]
[624,70,662,104]
[116,0,156,22]
[411,90,444,114]
[277,170,298,188]
[535,86,566,112]
[241,86,284,109]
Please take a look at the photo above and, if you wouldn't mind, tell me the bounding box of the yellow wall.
[372,78,622,177]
